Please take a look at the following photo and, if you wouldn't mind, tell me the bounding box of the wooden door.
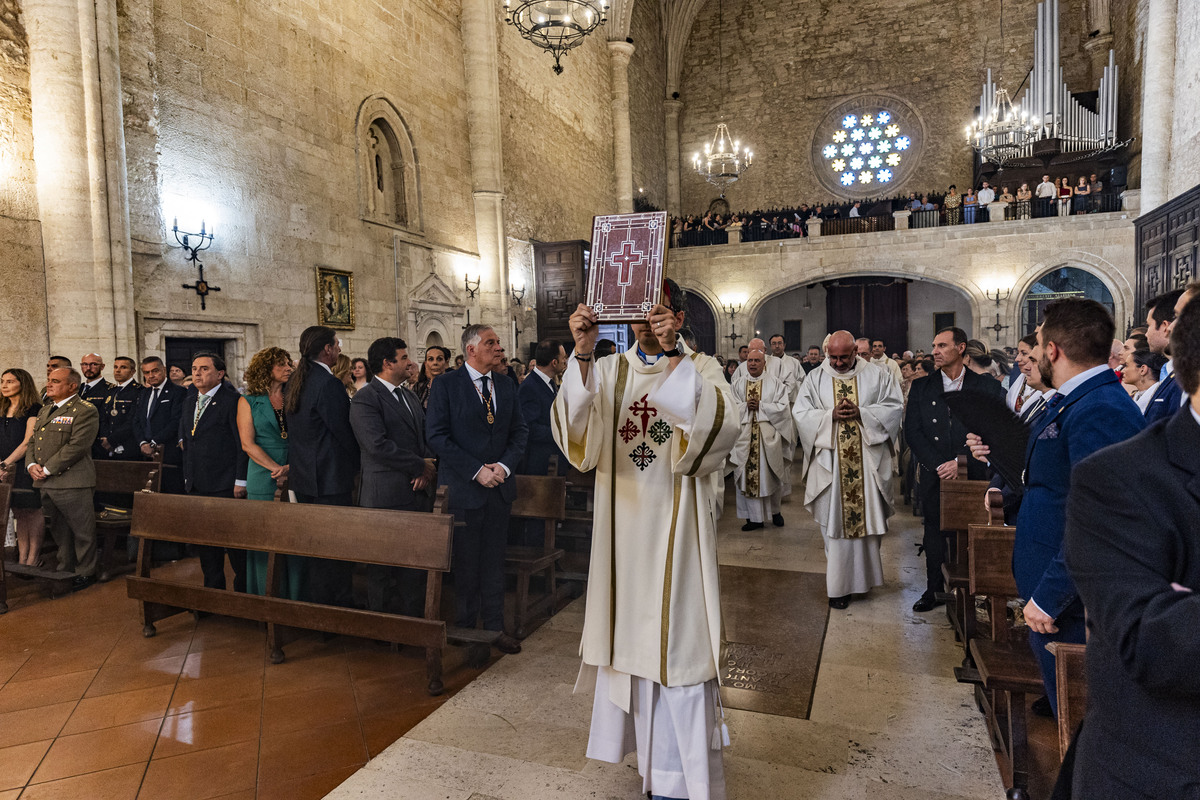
[535,240,588,347]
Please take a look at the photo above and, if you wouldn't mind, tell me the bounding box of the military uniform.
[26,395,100,577]
[101,380,143,459]
[78,378,114,459]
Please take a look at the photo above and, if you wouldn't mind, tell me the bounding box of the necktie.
[480,376,494,425]
[147,387,160,420]
[193,394,211,433]
[1019,395,1045,424]
[1045,393,1066,410]
[393,387,412,417]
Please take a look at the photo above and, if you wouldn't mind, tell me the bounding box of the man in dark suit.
[26,367,100,590]
[1017,299,1144,717]
[285,325,360,605]
[132,356,186,490]
[904,326,1005,612]
[40,355,72,402]
[179,352,248,591]
[515,339,567,546]
[99,356,142,460]
[350,336,437,617]
[78,353,114,458]
[1141,289,1185,423]
[427,323,528,656]
[1062,296,1200,798]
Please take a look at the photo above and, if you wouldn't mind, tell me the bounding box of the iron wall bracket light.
[174,218,219,310]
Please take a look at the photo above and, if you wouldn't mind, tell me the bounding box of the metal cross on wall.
[173,221,220,310]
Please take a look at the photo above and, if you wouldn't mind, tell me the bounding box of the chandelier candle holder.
[173,218,220,311]
[693,122,752,197]
[503,0,609,75]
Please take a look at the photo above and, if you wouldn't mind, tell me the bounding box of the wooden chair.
[967,521,1045,800]
[505,473,569,638]
[93,451,168,581]
[939,456,992,676]
[1046,641,1088,761]
[126,488,456,695]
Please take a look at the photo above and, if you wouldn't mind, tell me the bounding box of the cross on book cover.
[586,211,669,322]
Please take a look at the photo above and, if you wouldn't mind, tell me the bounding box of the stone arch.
[1009,251,1132,334]
[356,94,422,233]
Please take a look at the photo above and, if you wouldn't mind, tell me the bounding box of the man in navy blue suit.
[132,356,186,493]
[1142,288,1186,423]
[1016,298,1144,716]
[515,339,567,546]
[426,323,528,657]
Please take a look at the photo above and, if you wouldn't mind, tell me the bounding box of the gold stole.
[833,376,867,538]
[743,379,761,496]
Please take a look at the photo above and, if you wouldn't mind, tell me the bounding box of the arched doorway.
[684,291,718,355]
[1020,266,1115,336]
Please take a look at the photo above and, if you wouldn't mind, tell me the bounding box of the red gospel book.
[585,211,669,322]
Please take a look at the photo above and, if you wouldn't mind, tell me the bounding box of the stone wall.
[676,0,1095,216]
[498,11,616,243]
[628,0,667,210]
[1168,1,1200,200]
[1108,0,1143,188]
[0,0,47,373]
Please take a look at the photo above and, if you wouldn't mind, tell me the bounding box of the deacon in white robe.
[553,291,738,800]
[731,351,794,529]
[794,331,903,607]
[735,338,799,497]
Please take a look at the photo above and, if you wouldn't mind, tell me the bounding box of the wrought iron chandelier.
[691,0,753,196]
[503,0,609,75]
[966,81,1035,167]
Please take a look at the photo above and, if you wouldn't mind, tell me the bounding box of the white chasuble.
[552,345,738,688]
[794,357,903,540]
[731,373,794,499]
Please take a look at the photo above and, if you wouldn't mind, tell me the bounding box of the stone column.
[26,0,136,359]
[1083,0,1114,83]
[664,98,683,216]
[461,0,510,319]
[1140,0,1177,211]
[893,210,910,230]
[808,218,822,237]
[987,201,1008,223]
[725,222,742,244]
[608,40,635,214]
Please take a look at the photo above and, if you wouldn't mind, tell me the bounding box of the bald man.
[794,332,903,608]
[734,337,799,495]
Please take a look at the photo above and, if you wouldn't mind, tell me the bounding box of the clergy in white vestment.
[868,338,905,387]
[552,281,738,800]
[768,334,805,400]
[734,338,799,498]
[794,331,903,609]
[731,350,794,530]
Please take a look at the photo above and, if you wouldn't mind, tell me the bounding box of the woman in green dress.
[236,347,304,597]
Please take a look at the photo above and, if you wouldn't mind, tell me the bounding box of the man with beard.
[794,331,903,608]
[1013,299,1144,716]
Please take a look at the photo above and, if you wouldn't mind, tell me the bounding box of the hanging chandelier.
[691,0,754,196]
[966,82,1035,167]
[503,0,609,75]
[693,122,753,197]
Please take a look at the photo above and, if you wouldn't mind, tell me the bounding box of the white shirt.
[940,366,967,393]
[1135,381,1162,413]
[849,206,860,217]
[1036,180,1057,198]
[313,359,333,375]
[977,187,995,204]
[532,366,557,390]
[374,375,415,416]
[1053,364,1112,398]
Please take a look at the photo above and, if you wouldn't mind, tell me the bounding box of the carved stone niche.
[406,273,464,358]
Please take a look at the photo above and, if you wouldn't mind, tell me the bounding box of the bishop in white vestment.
[553,291,738,800]
[794,332,903,607]
[731,351,794,530]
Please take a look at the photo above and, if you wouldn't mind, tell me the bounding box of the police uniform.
[101,380,143,459]
[26,395,100,577]
[78,377,114,459]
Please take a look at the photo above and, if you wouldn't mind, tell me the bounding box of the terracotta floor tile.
[103,626,194,667]
[256,763,360,800]
[0,670,96,714]
[0,702,75,749]
[261,652,350,697]
[344,646,427,683]
[351,672,441,718]
[360,706,438,758]
[152,703,261,760]
[30,719,161,784]
[0,652,32,685]
[261,683,358,737]
[60,684,174,736]
[137,740,258,800]
[17,762,145,800]
[166,668,264,716]
[7,647,111,684]
[208,793,255,800]
[180,644,265,680]
[85,655,186,698]
[257,720,367,786]
[0,739,53,791]
[0,789,20,800]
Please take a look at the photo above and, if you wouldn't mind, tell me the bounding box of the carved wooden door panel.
[1137,183,1200,312]
[535,240,588,347]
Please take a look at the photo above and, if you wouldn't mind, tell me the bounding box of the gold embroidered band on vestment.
[834,376,867,538]
[743,379,761,497]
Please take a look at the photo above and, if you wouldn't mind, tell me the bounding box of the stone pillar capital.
[607,39,635,64]
[892,210,910,230]
[664,98,684,117]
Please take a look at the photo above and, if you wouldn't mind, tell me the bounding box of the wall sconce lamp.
[463,274,481,329]
[510,281,526,306]
[173,218,219,310]
[722,299,744,347]
[984,285,1012,339]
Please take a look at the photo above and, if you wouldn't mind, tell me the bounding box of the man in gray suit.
[26,367,100,590]
[350,336,438,616]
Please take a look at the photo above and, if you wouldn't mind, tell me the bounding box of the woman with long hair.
[1057,176,1073,216]
[237,347,304,598]
[414,345,450,408]
[0,368,45,566]
[350,358,369,393]
[333,353,356,397]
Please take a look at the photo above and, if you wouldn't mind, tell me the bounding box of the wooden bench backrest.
[131,492,453,571]
[510,475,566,521]
[95,460,165,495]
[1047,641,1088,759]
[940,479,991,531]
[968,524,1018,597]
[0,483,9,523]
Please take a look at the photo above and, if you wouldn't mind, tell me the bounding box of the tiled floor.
[0,560,495,799]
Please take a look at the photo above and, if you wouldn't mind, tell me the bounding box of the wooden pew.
[505,474,569,638]
[1046,641,1088,761]
[126,489,456,695]
[93,454,168,582]
[939,456,992,676]
[967,521,1045,800]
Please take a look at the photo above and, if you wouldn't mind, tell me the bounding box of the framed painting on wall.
[316,266,355,330]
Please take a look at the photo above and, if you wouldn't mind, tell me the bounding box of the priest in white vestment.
[735,338,798,497]
[731,350,794,530]
[869,338,905,387]
[794,331,903,609]
[553,282,738,800]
